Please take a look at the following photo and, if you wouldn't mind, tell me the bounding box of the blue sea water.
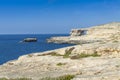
[0,34,73,65]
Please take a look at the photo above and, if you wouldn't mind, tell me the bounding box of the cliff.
[47,22,120,44]
[0,22,120,80]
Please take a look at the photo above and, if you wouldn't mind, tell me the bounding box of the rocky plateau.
[0,22,120,80]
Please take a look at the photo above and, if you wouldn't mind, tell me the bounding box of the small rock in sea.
[22,38,37,42]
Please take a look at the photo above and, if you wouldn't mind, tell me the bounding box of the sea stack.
[23,38,37,42]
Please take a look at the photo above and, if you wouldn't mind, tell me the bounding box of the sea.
[0,34,73,65]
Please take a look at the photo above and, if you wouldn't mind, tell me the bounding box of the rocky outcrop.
[70,29,87,36]
[0,40,120,80]
[0,22,120,80]
[47,22,120,44]
[22,38,37,42]
[47,37,71,44]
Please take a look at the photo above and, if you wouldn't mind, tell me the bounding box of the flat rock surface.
[1,55,120,80]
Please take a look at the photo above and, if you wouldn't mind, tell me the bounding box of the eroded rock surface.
[47,22,120,44]
[0,22,120,80]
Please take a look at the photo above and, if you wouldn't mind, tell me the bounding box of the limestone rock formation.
[47,22,120,44]
[22,38,37,42]
[0,22,120,80]
[70,29,87,36]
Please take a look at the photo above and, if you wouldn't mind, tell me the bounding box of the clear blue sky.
[0,0,120,34]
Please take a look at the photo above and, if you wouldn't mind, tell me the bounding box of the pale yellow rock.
[0,22,120,80]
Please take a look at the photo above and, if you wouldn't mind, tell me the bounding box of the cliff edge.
[47,22,120,44]
[0,22,120,80]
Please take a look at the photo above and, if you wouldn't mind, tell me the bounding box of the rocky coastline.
[47,22,120,44]
[0,22,120,80]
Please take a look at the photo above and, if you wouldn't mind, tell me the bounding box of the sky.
[0,0,120,34]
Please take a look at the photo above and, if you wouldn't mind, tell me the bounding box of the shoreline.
[0,34,73,65]
[0,22,120,80]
